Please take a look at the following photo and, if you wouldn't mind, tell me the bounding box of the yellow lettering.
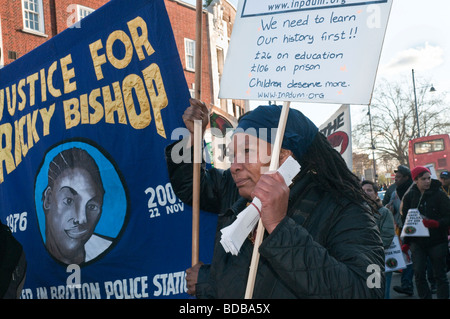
[29,109,40,146]
[19,115,30,158]
[39,103,55,137]
[122,74,151,129]
[40,68,47,102]
[60,54,77,94]
[17,79,27,111]
[0,105,55,184]
[13,112,40,165]
[106,30,134,70]
[88,88,104,125]
[26,72,39,107]
[102,82,127,125]
[63,98,81,129]
[0,123,16,184]
[80,94,89,124]
[89,16,154,81]
[6,85,17,117]
[89,40,107,81]
[47,61,62,98]
[127,16,155,61]
[14,117,24,166]
[142,64,168,138]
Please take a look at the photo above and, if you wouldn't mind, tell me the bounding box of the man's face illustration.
[44,167,103,264]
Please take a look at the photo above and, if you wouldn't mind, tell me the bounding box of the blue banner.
[0,0,216,299]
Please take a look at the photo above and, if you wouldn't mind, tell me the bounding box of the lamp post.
[412,69,437,138]
[412,69,420,138]
[367,104,377,182]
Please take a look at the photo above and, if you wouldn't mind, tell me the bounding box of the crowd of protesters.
[365,165,450,299]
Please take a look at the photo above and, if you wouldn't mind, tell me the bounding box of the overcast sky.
[183,0,449,126]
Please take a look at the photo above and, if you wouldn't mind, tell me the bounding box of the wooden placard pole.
[192,0,203,267]
[244,101,291,299]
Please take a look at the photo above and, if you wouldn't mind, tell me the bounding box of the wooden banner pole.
[192,0,203,267]
[244,101,291,299]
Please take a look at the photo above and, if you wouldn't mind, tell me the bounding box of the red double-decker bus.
[408,134,450,177]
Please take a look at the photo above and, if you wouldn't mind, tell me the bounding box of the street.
[389,270,450,299]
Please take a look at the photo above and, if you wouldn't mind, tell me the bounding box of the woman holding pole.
[166,98,385,298]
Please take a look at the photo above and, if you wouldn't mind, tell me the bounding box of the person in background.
[383,165,411,206]
[362,180,395,298]
[388,165,415,296]
[440,170,450,198]
[401,166,450,299]
[361,181,395,248]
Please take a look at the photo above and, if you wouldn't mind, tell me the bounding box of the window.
[8,51,18,60]
[414,139,445,155]
[66,4,95,28]
[22,0,45,34]
[184,38,195,71]
[217,47,224,78]
[77,5,95,21]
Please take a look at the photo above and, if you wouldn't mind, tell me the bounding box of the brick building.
[0,0,244,117]
[165,0,213,106]
[0,0,106,65]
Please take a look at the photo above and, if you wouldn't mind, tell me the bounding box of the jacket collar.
[411,178,442,194]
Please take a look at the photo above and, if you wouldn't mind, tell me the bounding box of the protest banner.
[0,0,217,299]
[319,104,352,170]
[384,235,407,272]
[400,209,430,238]
[219,0,392,104]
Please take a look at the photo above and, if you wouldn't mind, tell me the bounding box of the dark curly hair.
[298,133,378,213]
[44,147,105,198]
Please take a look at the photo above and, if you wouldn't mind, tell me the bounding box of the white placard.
[424,164,438,179]
[400,209,430,238]
[219,0,393,104]
[385,236,407,272]
[220,156,300,255]
[319,104,352,170]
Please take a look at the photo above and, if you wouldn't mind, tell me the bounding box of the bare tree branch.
[354,77,450,167]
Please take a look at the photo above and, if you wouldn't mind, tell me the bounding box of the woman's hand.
[185,262,204,296]
[182,99,209,145]
[252,171,290,234]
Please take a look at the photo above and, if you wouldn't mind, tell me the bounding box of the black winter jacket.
[165,141,385,298]
[401,179,450,246]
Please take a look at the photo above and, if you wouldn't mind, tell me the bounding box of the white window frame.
[184,38,196,72]
[76,5,95,21]
[22,0,45,35]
